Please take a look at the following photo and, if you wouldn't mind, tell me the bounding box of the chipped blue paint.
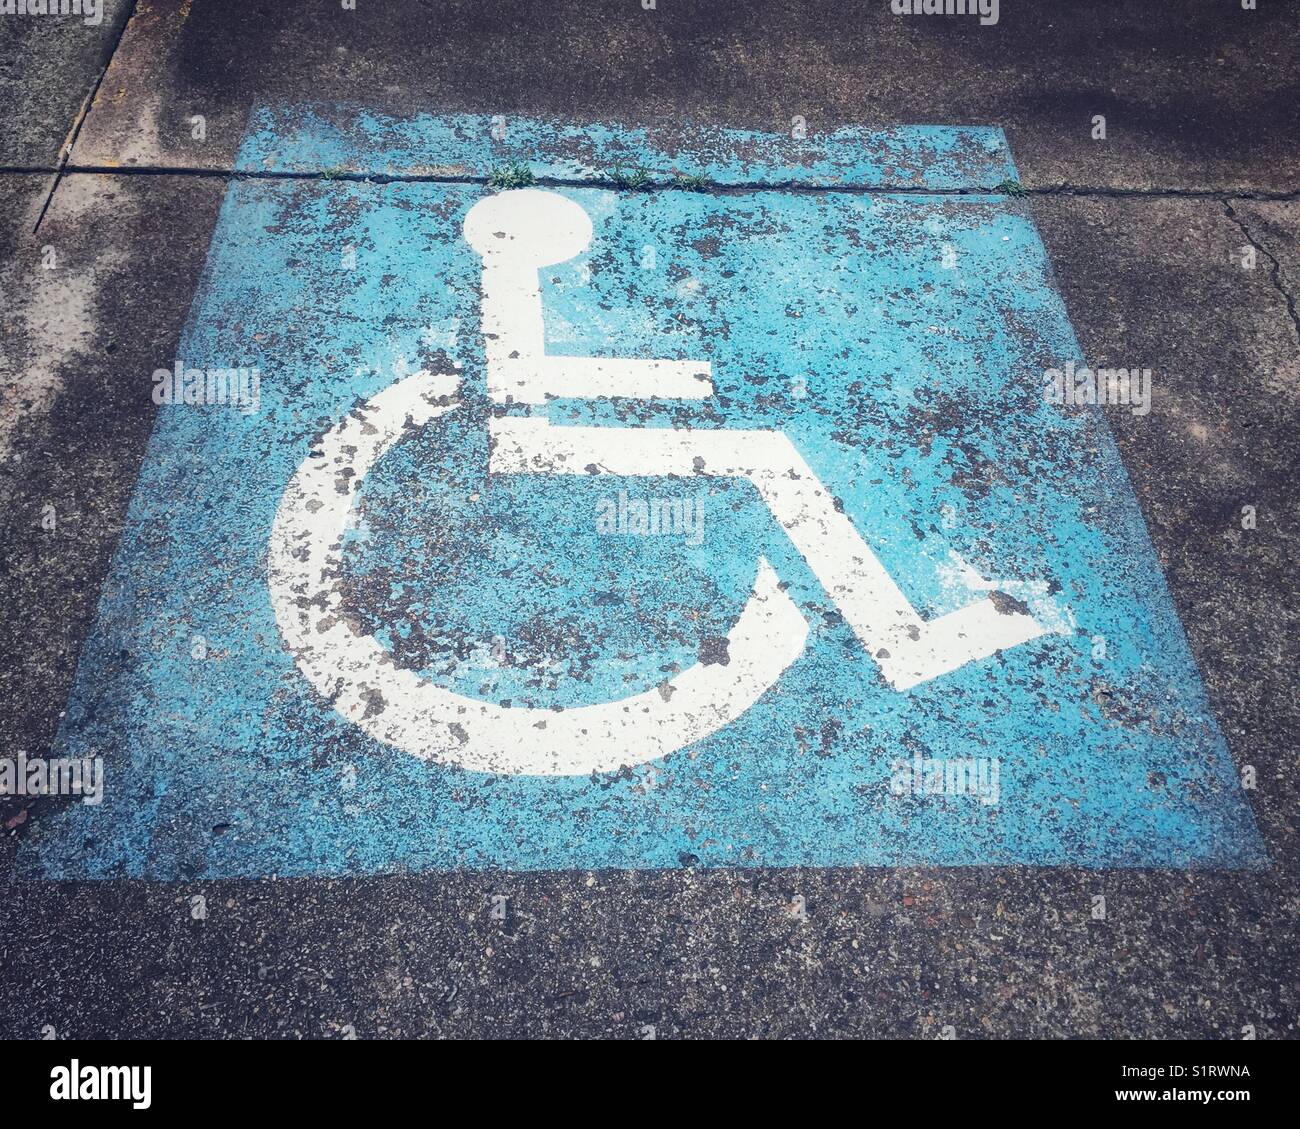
[235,105,1016,189]
[19,116,1263,877]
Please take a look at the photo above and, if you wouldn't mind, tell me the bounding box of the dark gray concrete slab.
[66,0,1300,192]
[0,0,134,167]
[1,178,1295,1036]
[0,867,1291,1039]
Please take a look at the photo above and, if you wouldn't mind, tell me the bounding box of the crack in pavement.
[3,163,1299,201]
[1224,199,1300,347]
[30,0,141,234]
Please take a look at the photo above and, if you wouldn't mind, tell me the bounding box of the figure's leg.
[490,418,1046,690]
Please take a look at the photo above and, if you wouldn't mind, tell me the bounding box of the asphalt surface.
[1,0,1297,1038]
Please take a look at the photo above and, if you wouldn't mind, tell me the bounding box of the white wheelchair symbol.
[269,189,1049,776]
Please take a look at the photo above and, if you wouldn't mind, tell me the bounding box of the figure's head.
[463,189,593,266]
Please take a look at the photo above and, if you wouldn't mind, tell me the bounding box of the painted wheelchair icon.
[268,189,1052,776]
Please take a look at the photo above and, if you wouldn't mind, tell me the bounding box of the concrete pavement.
[1,0,1297,1038]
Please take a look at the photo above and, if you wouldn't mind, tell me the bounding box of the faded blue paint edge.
[10,109,1268,878]
[234,104,1017,189]
[15,185,1268,878]
[1016,237,1270,875]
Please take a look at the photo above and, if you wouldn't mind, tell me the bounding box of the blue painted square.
[19,112,1264,876]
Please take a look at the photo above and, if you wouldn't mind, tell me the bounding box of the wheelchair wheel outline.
[267,368,808,777]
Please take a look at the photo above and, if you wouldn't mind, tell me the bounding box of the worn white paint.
[472,190,1045,690]
[491,416,1046,690]
[269,188,1048,774]
[267,368,806,775]
[463,190,713,403]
